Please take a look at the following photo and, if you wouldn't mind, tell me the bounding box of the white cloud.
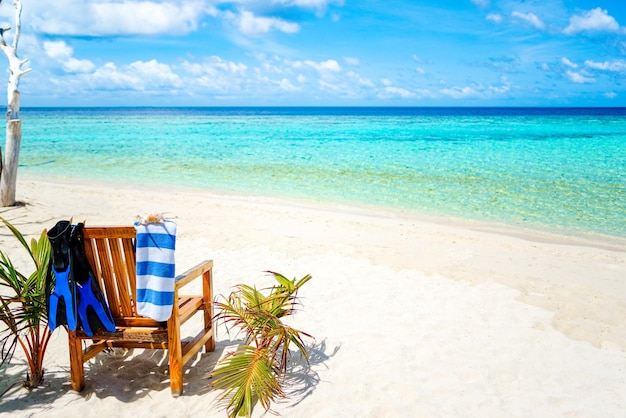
[563,8,620,35]
[86,59,182,91]
[43,40,95,73]
[604,92,617,99]
[488,83,511,94]
[89,62,139,89]
[130,60,181,82]
[236,10,300,35]
[439,81,512,99]
[343,57,360,66]
[26,0,341,38]
[215,59,248,74]
[295,59,341,73]
[191,70,245,93]
[511,11,545,30]
[347,71,374,87]
[566,70,595,84]
[31,1,208,36]
[64,58,97,73]
[271,0,343,20]
[471,0,490,8]
[278,78,300,91]
[561,57,578,68]
[486,14,503,24]
[318,79,341,92]
[382,86,414,98]
[43,40,73,60]
[440,86,480,99]
[252,54,285,74]
[182,56,248,76]
[273,0,344,10]
[318,59,341,72]
[374,78,418,99]
[585,60,626,72]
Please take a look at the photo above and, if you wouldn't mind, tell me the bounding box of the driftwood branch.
[0,0,28,206]
[11,0,20,51]
[0,1,29,121]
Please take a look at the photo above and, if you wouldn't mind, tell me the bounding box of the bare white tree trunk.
[0,0,30,206]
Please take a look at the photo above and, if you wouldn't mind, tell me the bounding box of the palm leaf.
[0,218,52,388]
[213,272,313,417]
[212,345,282,418]
[0,218,37,266]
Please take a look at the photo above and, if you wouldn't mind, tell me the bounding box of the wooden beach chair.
[67,226,215,396]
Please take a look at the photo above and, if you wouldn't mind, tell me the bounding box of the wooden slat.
[122,238,137,307]
[167,286,183,396]
[178,296,204,325]
[83,238,98,278]
[83,226,136,239]
[175,260,213,289]
[82,328,169,344]
[84,227,136,317]
[95,239,122,318]
[85,237,117,316]
[84,238,108,308]
[181,328,214,365]
[106,341,168,350]
[82,341,108,362]
[113,316,164,328]
[108,237,134,317]
[84,340,169,353]
[202,267,215,352]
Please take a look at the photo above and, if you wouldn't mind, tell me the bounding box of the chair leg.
[202,268,215,352]
[167,310,183,396]
[68,330,85,391]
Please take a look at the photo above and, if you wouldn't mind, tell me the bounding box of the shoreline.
[1,178,625,416]
[16,175,626,252]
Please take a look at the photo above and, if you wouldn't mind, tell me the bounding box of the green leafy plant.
[212,271,313,418]
[0,217,52,389]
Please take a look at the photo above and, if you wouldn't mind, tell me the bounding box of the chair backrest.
[82,226,138,320]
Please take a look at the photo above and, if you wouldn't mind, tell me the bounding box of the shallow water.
[17,107,626,237]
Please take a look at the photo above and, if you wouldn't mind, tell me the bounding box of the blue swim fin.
[76,275,116,337]
[72,223,116,337]
[48,266,78,332]
[47,220,78,332]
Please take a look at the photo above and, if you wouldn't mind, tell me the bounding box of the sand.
[1,178,625,417]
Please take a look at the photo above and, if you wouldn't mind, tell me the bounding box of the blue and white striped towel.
[134,220,176,322]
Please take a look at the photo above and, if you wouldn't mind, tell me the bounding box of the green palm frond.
[0,249,27,291]
[266,272,312,316]
[0,217,52,388]
[1,218,36,265]
[213,272,313,417]
[212,345,282,417]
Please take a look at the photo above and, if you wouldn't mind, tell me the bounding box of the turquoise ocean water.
[16,107,626,238]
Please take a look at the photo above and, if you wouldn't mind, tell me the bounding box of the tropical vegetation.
[0,217,52,389]
[212,271,313,418]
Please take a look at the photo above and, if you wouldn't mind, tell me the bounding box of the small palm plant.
[0,217,52,389]
[212,271,313,418]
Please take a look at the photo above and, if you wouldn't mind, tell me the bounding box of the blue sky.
[1,0,626,106]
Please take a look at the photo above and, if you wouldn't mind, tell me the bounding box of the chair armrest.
[174,260,214,290]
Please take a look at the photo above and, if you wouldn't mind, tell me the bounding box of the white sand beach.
[1,178,625,417]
